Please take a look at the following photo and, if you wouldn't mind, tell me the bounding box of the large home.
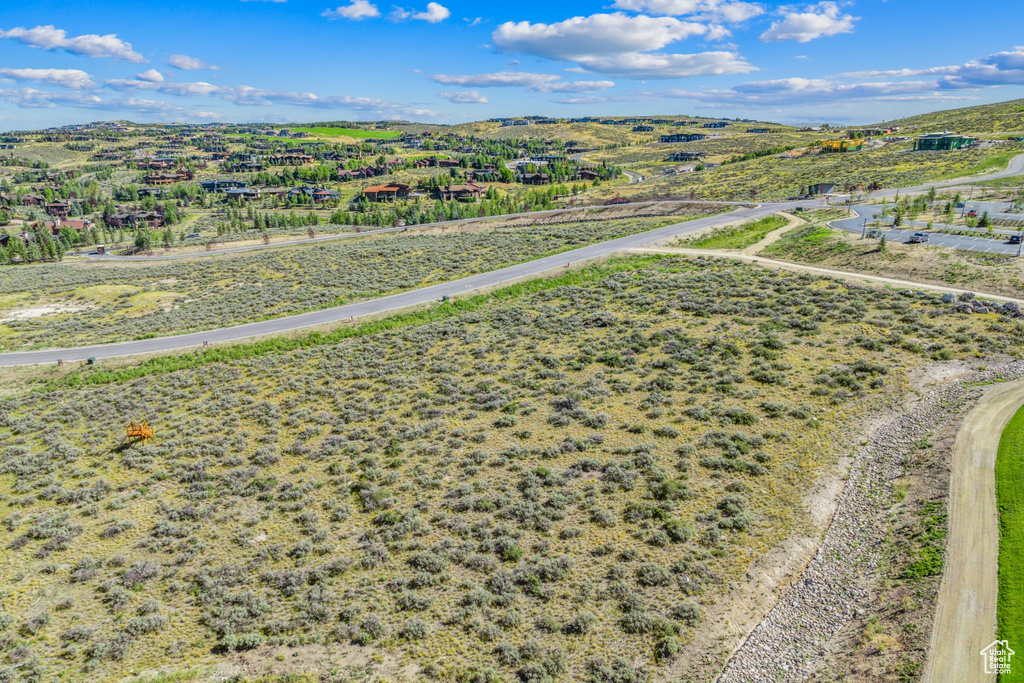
[632,125,655,132]
[660,133,707,143]
[225,187,262,201]
[21,194,45,206]
[287,185,339,203]
[201,179,248,193]
[519,172,550,186]
[913,133,978,151]
[820,139,864,153]
[228,161,264,173]
[703,121,729,128]
[41,217,93,236]
[363,183,412,202]
[143,169,193,185]
[665,151,707,162]
[806,183,836,196]
[106,211,165,229]
[435,183,485,201]
[269,153,315,165]
[45,200,72,218]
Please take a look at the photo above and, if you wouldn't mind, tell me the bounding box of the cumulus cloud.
[760,2,857,43]
[438,90,488,103]
[493,13,709,61]
[167,54,221,70]
[491,12,754,79]
[322,0,381,19]
[0,25,144,62]
[136,68,164,82]
[0,67,95,90]
[431,71,615,92]
[612,0,764,22]
[390,2,451,22]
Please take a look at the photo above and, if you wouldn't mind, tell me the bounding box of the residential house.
[225,187,262,201]
[632,125,655,132]
[519,172,550,185]
[435,183,485,201]
[45,200,72,218]
[703,121,729,128]
[229,161,264,173]
[201,179,248,193]
[913,133,978,151]
[660,133,707,143]
[363,184,412,202]
[269,153,315,165]
[21,194,45,206]
[806,183,836,196]
[287,185,339,203]
[665,151,707,162]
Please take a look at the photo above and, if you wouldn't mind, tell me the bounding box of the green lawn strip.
[678,215,789,250]
[53,255,690,388]
[997,403,1024,677]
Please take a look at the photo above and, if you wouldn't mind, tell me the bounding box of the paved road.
[5,153,1024,364]
[922,378,1024,683]
[831,207,1023,255]
[0,202,807,366]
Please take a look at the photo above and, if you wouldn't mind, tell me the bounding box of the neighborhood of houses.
[0,116,995,260]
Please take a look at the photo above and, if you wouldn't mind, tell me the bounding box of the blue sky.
[1,0,1022,129]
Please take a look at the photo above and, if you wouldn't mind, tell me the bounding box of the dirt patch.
[0,303,92,323]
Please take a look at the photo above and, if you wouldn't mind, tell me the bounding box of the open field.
[587,142,1024,201]
[872,98,1024,135]
[0,214,720,350]
[997,404,1024,679]
[1,255,1021,682]
[290,128,402,140]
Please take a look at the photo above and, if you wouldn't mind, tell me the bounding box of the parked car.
[186,232,200,239]
[967,209,979,218]
[956,202,966,208]
[1009,234,1022,245]
[908,232,930,244]
[867,229,884,239]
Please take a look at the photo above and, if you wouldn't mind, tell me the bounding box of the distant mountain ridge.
[869,98,1024,134]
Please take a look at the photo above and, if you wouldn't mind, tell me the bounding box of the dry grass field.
[1,255,1020,682]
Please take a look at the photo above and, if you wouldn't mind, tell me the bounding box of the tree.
[978,211,991,228]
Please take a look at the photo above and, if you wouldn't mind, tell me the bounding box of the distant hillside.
[871,98,1024,134]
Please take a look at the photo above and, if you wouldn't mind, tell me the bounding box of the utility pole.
[861,219,867,239]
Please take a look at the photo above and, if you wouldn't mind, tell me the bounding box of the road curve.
[0,202,804,366]
[922,378,1024,683]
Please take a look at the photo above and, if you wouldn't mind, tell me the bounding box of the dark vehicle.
[186,232,200,239]
[1010,234,1022,245]
[956,202,966,208]
[908,232,930,244]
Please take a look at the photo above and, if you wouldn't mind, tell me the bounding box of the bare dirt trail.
[625,247,1024,305]
[922,377,1024,683]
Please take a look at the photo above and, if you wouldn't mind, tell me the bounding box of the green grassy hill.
[871,98,1024,135]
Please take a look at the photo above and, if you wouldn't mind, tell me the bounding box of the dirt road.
[623,247,1024,305]
[922,378,1024,683]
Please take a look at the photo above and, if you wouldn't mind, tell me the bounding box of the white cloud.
[430,71,615,92]
[322,0,381,19]
[167,54,221,71]
[760,2,857,43]
[612,0,764,22]
[573,50,754,78]
[0,67,95,90]
[491,11,754,79]
[438,90,488,103]
[136,68,164,82]
[0,25,144,62]
[493,13,709,61]
[390,2,451,22]
[414,2,450,22]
